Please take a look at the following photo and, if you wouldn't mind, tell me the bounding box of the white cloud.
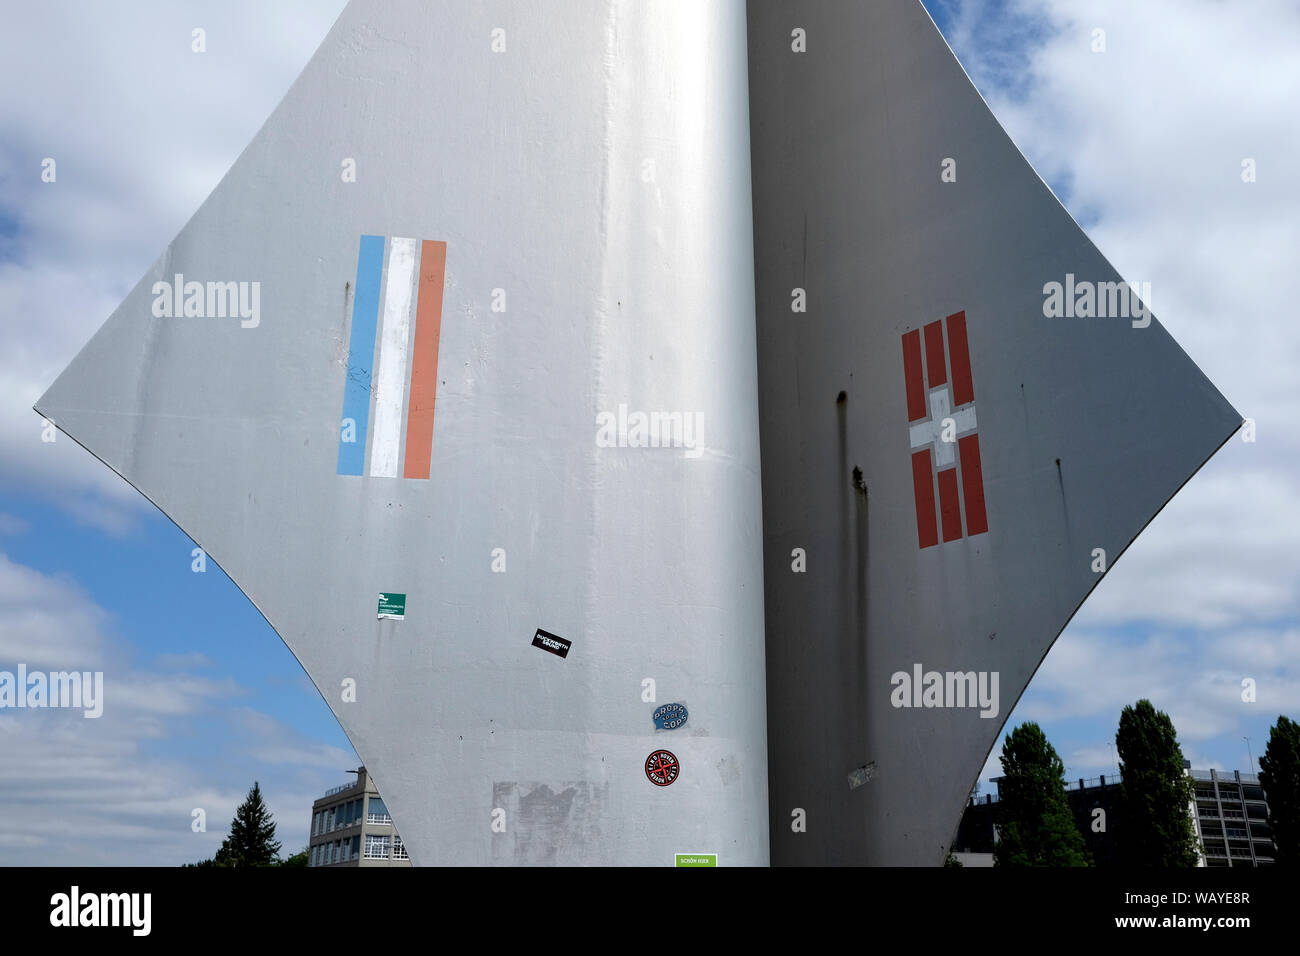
[0,0,348,532]
[948,0,1300,795]
[0,0,363,867]
[1078,463,1299,629]
[0,551,111,669]
[0,547,352,864]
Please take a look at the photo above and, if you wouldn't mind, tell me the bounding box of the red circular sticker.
[645,749,680,787]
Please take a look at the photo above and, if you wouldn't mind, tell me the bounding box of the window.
[351,835,361,860]
[393,835,408,860]
[364,834,391,859]
[309,845,317,867]
[367,797,391,825]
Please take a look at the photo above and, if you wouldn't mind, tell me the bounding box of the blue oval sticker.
[653,702,688,731]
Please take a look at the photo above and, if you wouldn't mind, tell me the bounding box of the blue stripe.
[337,235,385,475]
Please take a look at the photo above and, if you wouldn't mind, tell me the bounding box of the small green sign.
[377,592,406,620]
[675,853,717,867]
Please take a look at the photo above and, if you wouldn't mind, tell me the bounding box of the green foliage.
[278,847,310,867]
[217,781,282,867]
[994,722,1089,867]
[1114,700,1199,867]
[1258,715,1300,865]
[184,780,284,867]
[944,852,964,867]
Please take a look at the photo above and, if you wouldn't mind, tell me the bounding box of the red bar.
[902,330,926,422]
[403,240,447,479]
[947,310,974,406]
[958,434,988,536]
[937,468,962,542]
[924,319,947,390]
[911,450,938,548]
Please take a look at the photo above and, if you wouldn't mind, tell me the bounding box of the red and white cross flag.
[902,310,988,548]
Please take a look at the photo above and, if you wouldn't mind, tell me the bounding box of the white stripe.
[369,237,418,478]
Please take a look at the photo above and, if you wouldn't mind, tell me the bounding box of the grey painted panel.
[37,0,769,865]
[747,0,1240,864]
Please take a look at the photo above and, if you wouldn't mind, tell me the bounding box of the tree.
[1258,715,1300,865]
[278,847,310,867]
[993,722,1089,866]
[211,781,282,867]
[1114,700,1199,867]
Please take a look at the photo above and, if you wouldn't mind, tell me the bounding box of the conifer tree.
[213,781,282,867]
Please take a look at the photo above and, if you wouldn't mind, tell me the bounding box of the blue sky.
[1,0,1297,863]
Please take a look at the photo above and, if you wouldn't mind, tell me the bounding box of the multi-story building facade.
[955,773,1124,865]
[308,766,412,868]
[1191,768,1274,867]
[954,766,1276,867]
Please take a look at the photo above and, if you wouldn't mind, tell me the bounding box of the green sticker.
[675,853,717,867]
[377,592,406,620]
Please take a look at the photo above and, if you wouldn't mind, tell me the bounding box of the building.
[955,767,1275,866]
[308,767,411,868]
[1191,768,1274,867]
[955,774,1124,865]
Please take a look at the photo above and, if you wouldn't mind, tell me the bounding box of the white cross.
[909,387,977,468]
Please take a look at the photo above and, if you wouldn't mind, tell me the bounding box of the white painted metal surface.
[37,0,1238,865]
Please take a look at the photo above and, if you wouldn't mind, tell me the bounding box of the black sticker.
[531,628,571,659]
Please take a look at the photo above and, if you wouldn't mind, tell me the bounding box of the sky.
[1,0,1297,864]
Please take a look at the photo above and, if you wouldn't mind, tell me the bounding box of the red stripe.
[911,451,938,548]
[947,311,974,406]
[958,434,988,535]
[937,467,962,542]
[924,319,946,390]
[403,240,447,480]
[902,330,926,422]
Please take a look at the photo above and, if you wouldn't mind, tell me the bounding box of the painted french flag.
[337,235,447,480]
[902,311,988,548]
